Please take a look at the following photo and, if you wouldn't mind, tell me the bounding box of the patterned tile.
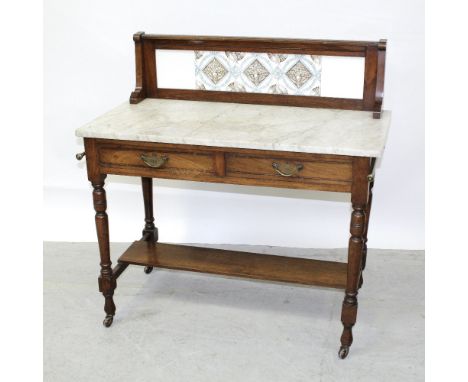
[244,59,270,86]
[286,61,312,88]
[202,57,228,85]
[195,51,321,96]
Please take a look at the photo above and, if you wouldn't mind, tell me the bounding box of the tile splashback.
[195,51,321,96]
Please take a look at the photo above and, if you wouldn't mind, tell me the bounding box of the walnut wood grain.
[363,46,378,113]
[84,138,117,327]
[339,156,370,358]
[156,89,365,111]
[359,169,374,289]
[213,152,226,177]
[92,177,116,326]
[141,177,158,242]
[144,34,376,57]
[129,32,146,104]
[226,152,352,182]
[119,241,348,289]
[100,146,215,175]
[96,139,353,192]
[373,40,387,118]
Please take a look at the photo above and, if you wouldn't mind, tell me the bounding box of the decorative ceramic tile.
[244,59,270,86]
[202,57,228,85]
[195,51,321,96]
[286,61,313,88]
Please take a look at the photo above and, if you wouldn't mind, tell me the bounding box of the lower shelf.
[118,241,347,289]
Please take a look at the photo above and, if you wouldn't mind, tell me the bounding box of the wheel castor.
[103,315,114,327]
[338,346,349,359]
[144,266,153,274]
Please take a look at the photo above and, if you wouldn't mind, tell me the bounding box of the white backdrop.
[44,0,424,249]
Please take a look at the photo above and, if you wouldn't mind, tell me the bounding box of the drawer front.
[226,153,353,187]
[91,139,354,192]
[99,147,215,178]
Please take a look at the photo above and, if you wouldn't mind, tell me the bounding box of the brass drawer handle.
[141,153,168,168]
[272,162,303,177]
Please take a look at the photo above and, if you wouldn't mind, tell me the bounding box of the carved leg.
[141,177,158,274]
[92,176,116,327]
[339,157,369,359]
[359,179,374,289]
[339,203,366,358]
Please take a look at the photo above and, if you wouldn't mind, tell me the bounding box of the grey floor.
[44,242,424,382]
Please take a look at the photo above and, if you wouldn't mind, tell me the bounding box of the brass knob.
[76,152,86,160]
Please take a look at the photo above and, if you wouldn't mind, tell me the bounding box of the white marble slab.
[76,99,391,157]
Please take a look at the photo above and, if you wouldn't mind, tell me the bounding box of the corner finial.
[133,31,145,42]
[378,39,387,50]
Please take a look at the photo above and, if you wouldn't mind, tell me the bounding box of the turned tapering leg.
[92,176,116,327]
[339,157,370,359]
[141,177,158,274]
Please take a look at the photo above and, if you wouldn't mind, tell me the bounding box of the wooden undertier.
[118,241,348,289]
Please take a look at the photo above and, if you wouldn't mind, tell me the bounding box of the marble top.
[76,99,391,157]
